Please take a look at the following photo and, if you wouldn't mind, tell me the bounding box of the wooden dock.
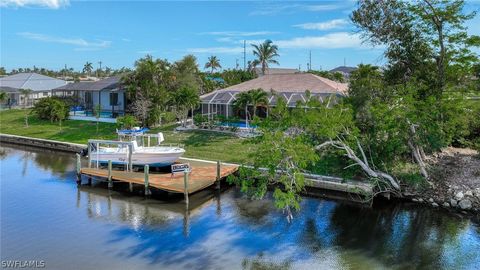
[79,164,238,194]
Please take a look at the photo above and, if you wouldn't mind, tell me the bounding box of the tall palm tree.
[251,40,279,75]
[249,88,269,117]
[19,89,33,127]
[204,56,221,73]
[233,91,254,127]
[83,62,93,76]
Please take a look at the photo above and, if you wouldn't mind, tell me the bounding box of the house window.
[43,92,49,96]
[110,93,118,106]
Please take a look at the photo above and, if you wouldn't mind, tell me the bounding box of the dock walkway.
[80,165,238,194]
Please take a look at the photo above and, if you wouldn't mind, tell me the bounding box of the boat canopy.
[117,127,150,135]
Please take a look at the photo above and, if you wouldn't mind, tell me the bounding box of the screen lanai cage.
[198,73,348,120]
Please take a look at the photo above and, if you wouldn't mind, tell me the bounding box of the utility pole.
[243,40,246,71]
[98,61,102,78]
[309,50,312,71]
[343,58,346,67]
[64,64,67,80]
[235,59,239,70]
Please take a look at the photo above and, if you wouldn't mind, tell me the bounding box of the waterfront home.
[52,76,125,121]
[199,73,348,120]
[0,73,67,108]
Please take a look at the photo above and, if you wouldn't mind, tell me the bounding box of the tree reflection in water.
[3,143,478,269]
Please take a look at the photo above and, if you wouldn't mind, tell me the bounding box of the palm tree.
[170,86,200,127]
[249,88,269,117]
[233,91,253,127]
[83,62,93,76]
[204,56,221,73]
[19,89,33,127]
[251,40,280,75]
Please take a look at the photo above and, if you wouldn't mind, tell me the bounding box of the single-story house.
[0,73,67,107]
[200,73,348,119]
[52,76,125,118]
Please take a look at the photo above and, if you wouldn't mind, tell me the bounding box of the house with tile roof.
[200,73,348,120]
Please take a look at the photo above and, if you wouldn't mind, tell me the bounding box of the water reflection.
[1,144,480,270]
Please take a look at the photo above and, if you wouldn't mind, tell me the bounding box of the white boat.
[89,131,185,167]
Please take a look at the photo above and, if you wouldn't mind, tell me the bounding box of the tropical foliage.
[32,97,69,124]
[230,0,480,217]
[205,56,221,73]
[251,40,280,75]
[170,86,200,127]
[116,115,138,130]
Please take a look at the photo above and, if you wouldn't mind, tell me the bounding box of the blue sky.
[1,0,479,72]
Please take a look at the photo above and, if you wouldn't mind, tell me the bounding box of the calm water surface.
[1,144,479,270]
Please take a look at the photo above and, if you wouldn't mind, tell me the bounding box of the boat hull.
[90,151,184,167]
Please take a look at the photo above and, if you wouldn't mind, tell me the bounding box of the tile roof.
[200,73,348,106]
[0,73,67,92]
[222,73,347,94]
[53,76,122,91]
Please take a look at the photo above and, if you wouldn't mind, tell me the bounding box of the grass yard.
[0,109,253,164]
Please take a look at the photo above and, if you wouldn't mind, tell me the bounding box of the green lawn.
[0,109,253,164]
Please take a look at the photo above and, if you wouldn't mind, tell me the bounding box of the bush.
[161,111,177,124]
[193,114,208,126]
[116,115,138,129]
[32,97,69,122]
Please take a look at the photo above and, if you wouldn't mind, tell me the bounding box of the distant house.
[200,73,348,120]
[0,73,67,107]
[329,66,357,79]
[254,67,299,77]
[52,76,125,120]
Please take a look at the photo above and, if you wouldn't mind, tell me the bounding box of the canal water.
[1,144,479,270]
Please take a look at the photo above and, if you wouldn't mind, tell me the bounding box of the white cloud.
[275,32,363,49]
[304,4,343,11]
[186,47,244,54]
[200,31,278,37]
[18,32,111,49]
[250,3,341,16]
[121,38,131,42]
[0,0,69,9]
[294,19,349,30]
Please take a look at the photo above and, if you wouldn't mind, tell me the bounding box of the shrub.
[161,111,177,124]
[193,114,208,126]
[116,115,138,129]
[32,97,69,123]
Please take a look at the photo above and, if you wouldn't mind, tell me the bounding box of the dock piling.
[107,160,113,189]
[215,160,221,190]
[76,153,81,184]
[144,165,151,196]
[183,170,189,205]
[87,143,92,168]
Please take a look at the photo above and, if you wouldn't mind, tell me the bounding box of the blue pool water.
[220,122,256,128]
